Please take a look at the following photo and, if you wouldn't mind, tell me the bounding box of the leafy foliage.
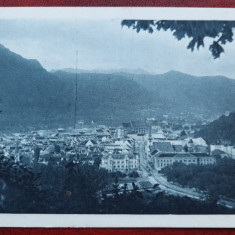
[122,20,235,59]
[0,157,43,213]
[161,158,235,199]
[195,112,235,145]
[100,189,233,214]
[0,155,110,213]
[0,154,235,213]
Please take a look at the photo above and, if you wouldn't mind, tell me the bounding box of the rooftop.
[103,153,137,160]
[150,142,174,153]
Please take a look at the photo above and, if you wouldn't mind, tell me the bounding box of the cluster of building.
[146,137,216,171]
[120,119,232,171]
[0,125,140,173]
[0,117,234,175]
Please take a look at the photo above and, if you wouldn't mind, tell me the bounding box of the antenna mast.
[74,51,78,130]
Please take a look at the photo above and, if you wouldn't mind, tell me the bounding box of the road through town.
[137,140,235,209]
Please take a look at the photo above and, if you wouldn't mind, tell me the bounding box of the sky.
[0,19,235,79]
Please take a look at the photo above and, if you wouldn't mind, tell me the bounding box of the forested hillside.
[195,112,235,145]
[1,43,235,130]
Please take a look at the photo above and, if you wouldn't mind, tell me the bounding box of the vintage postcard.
[0,7,235,227]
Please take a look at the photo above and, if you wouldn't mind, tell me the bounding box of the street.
[137,139,235,209]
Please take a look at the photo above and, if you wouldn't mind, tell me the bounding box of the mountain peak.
[0,43,44,72]
[164,70,190,76]
[0,43,8,49]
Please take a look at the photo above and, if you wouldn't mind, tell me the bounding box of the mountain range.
[51,67,150,75]
[0,43,235,130]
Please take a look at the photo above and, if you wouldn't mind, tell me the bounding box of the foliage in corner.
[121,20,235,59]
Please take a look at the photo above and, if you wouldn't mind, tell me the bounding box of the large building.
[154,152,216,171]
[100,153,140,173]
[185,137,208,153]
[122,120,149,135]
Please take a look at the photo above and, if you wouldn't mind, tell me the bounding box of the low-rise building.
[122,120,149,135]
[100,153,140,173]
[185,137,208,153]
[154,152,216,171]
[210,144,235,158]
[211,149,230,158]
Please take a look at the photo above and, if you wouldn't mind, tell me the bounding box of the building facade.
[100,153,140,173]
[154,152,216,171]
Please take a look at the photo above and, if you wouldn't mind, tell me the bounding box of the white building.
[185,137,208,153]
[100,153,140,173]
[154,152,216,171]
[210,145,235,158]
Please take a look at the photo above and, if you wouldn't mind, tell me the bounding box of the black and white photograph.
[0,7,235,223]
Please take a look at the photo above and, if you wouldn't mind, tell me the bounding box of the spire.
[74,50,78,130]
[148,125,152,142]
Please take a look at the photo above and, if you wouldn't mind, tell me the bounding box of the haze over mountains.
[0,43,235,130]
[52,67,150,75]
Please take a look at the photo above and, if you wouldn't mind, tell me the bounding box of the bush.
[129,171,140,178]
[162,158,235,199]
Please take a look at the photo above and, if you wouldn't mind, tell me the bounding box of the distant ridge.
[53,68,234,80]
[0,43,235,130]
[52,67,150,75]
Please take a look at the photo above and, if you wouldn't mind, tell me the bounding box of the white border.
[0,7,235,228]
[0,214,234,228]
[0,7,235,20]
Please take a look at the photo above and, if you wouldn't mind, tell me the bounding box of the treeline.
[0,155,234,214]
[161,157,235,199]
[195,112,235,145]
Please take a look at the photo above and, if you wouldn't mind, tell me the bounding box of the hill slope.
[129,70,235,115]
[0,44,155,130]
[0,44,74,129]
[195,112,235,145]
[1,44,235,130]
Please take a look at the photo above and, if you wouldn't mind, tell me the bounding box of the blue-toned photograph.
[0,17,235,214]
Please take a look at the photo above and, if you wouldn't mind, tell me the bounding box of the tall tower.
[148,125,152,142]
[74,51,78,130]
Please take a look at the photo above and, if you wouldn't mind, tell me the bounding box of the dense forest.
[195,112,235,145]
[161,157,235,200]
[0,152,234,214]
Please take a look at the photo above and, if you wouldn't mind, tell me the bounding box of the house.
[185,137,208,153]
[101,139,134,154]
[210,145,235,158]
[149,141,175,163]
[151,133,166,141]
[116,127,125,139]
[122,120,149,135]
[150,142,174,153]
[100,153,140,173]
[211,149,230,158]
[84,140,97,147]
[192,153,216,165]
[154,152,216,171]
[130,120,149,134]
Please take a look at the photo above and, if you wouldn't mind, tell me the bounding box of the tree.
[121,20,235,59]
[33,146,40,168]
[93,156,101,169]
[54,144,61,154]
[129,170,139,178]
[112,176,120,197]
[122,183,128,195]
[0,157,45,213]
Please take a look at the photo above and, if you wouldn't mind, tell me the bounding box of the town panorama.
[0,18,235,214]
